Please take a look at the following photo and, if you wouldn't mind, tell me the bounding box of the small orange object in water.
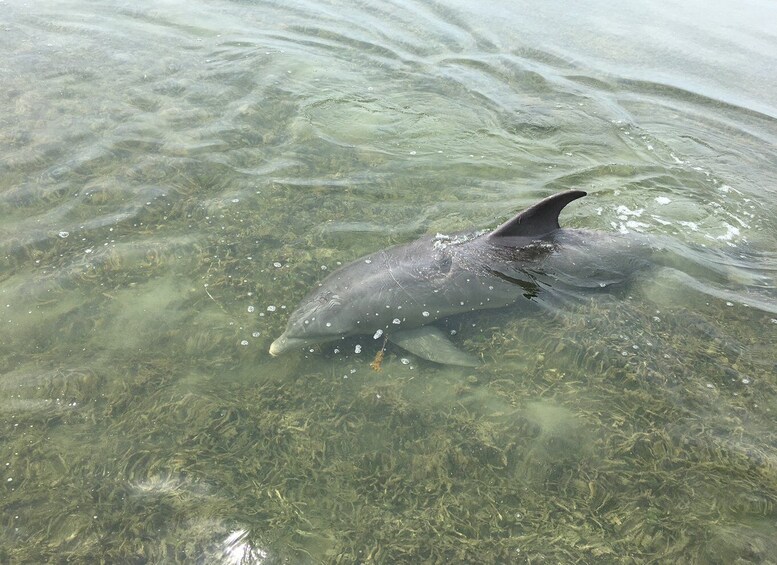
[370,336,388,372]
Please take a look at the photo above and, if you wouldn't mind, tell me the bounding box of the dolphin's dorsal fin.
[488,190,587,240]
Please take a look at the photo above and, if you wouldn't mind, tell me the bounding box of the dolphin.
[269,190,654,366]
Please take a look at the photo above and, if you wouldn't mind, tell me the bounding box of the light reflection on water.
[1,0,777,562]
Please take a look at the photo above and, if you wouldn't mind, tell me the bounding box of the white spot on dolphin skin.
[58,231,69,238]
[364,259,372,264]
[655,196,671,205]
[252,332,261,337]
[422,311,430,317]
[460,301,465,306]
[267,305,276,312]
[392,318,401,325]
[326,322,332,327]
[273,262,282,268]
[304,320,309,325]
[373,329,383,339]
[355,345,362,354]
[241,340,249,346]
[400,358,410,365]
[247,306,255,313]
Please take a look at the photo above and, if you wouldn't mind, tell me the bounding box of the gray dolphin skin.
[269,190,654,366]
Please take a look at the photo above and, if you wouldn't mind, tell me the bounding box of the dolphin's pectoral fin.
[388,326,480,367]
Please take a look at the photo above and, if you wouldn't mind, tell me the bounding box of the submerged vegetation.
[2,180,776,563]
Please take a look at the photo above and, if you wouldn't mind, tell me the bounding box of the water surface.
[2,0,777,562]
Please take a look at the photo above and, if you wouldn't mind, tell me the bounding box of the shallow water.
[2,0,777,562]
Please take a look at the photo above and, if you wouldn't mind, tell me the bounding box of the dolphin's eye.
[317,292,341,308]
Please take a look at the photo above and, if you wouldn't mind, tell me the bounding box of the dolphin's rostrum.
[269,190,653,365]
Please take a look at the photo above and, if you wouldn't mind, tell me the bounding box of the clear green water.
[2,0,777,562]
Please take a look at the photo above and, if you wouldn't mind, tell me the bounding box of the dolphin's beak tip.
[269,337,285,357]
